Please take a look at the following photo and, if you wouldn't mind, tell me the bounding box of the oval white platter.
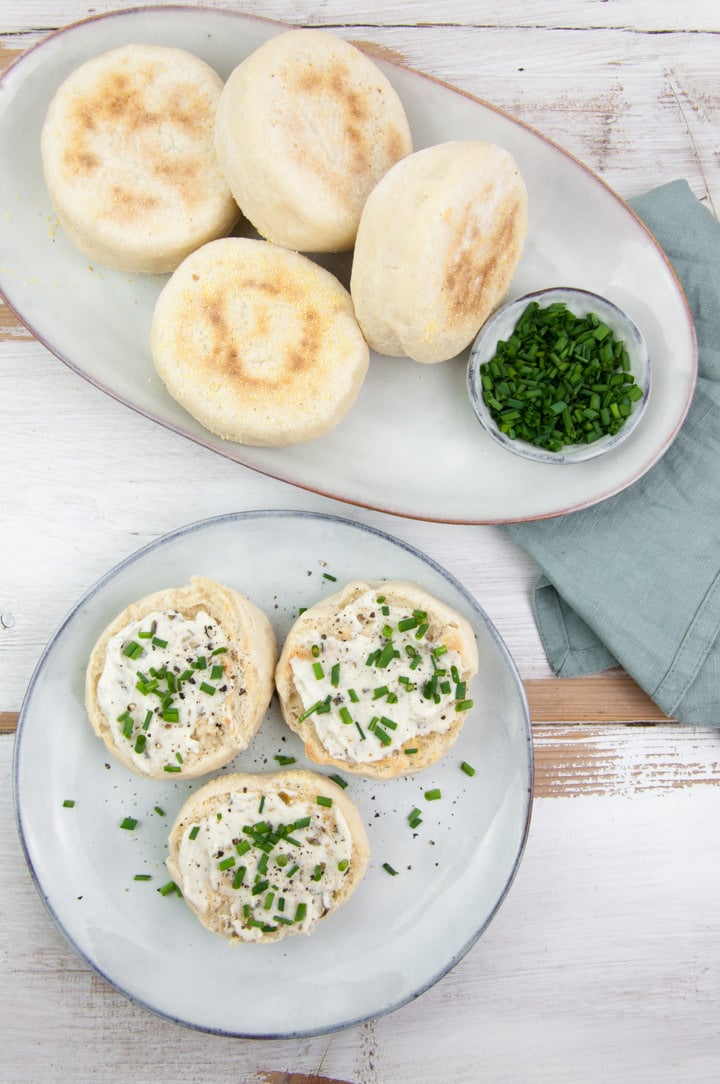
[0,6,696,522]
[14,510,533,1037]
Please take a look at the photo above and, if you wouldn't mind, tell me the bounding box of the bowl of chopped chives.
[467,287,651,464]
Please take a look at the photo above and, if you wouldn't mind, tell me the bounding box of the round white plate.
[0,7,696,522]
[14,510,533,1037]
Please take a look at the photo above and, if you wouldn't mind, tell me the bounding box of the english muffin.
[350,140,528,363]
[166,770,370,943]
[85,576,277,779]
[214,28,412,252]
[275,580,479,778]
[150,236,370,445]
[41,44,238,273]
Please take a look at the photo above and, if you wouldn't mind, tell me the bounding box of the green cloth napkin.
[505,180,720,726]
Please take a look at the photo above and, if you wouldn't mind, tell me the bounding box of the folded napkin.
[505,180,720,726]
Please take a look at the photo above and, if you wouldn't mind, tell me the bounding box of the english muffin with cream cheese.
[150,236,370,445]
[214,28,412,252]
[85,576,277,779]
[166,769,370,943]
[275,580,479,779]
[41,44,238,273]
[350,140,528,363]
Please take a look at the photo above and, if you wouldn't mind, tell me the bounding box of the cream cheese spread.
[289,588,469,762]
[96,608,232,775]
[176,786,354,942]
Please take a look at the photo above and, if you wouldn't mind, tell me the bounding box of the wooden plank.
[0,674,672,735]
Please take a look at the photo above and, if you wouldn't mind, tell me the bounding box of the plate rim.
[13,507,535,1037]
[0,4,697,524]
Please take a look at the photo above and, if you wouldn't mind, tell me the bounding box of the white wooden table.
[2,2,719,1081]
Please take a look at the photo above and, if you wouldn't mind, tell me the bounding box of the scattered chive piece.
[188,825,200,840]
[382,862,399,876]
[348,688,359,703]
[162,709,180,723]
[461,761,476,777]
[175,752,183,764]
[298,607,307,616]
[312,661,324,680]
[199,682,216,696]
[192,655,207,670]
[455,699,474,712]
[133,874,152,881]
[292,816,312,829]
[408,807,423,828]
[287,864,300,879]
[329,774,348,789]
[425,789,442,801]
[62,799,75,808]
[232,866,247,889]
[218,856,235,871]
[404,748,418,755]
[154,806,165,817]
[152,636,168,648]
[210,665,224,681]
[123,640,143,659]
[337,858,349,872]
[330,663,340,687]
[316,795,333,808]
[134,734,146,754]
[339,706,353,726]
[374,726,392,746]
[274,754,296,766]
[120,817,138,830]
[158,881,179,896]
[294,902,307,923]
[354,720,366,740]
[163,764,182,773]
[211,646,227,656]
[322,572,337,582]
[311,644,321,658]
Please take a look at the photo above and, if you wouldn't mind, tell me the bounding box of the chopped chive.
[374,726,392,746]
[162,708,180,723]
[123,640,143,659]
[376,595,386,604]
[329,774,348,789]
[120,817,138,830]
[157,881,180,896]
[339,706,353,726]
[337,858,349,872]
[264,891,276,910]
[404,747,418,755]
[192,655,207,670]
[294,902,307,923]
[218,856,235,871]
[199,682,216,696]
[311,644,321,658]
[372,685,389,700]
[232,866,246,889]
[455,699,474,712]
[154,806,165,816]
[461,761,476,777]
[210,664,224,681]
[354,720,366,740]
[415,623,429,640]
[322,572,337,581]
[316,795,333,808]
[397,617,419,631]
[432,644,449,659]
[211,646,227,656]
[274,754,297,766]
[286,864,300,879]
[330,663,340,687]
[163,764,182,773]
[408,807,422,827]
[348,688,359,703]
[312,661,324,680]
[312,864,324,881]
[152,636,168,648]
[236,839,251,856]
[188,825,200,840]
[380,715,397,730]
[134,734,146,754]
[258,795,265,814]
[143,710,153,730]
[382,862,398,876]
[62,799,75,808]
[292,816,312,829]
[133,874,152,881]
[175,751,183,764]
[425,789,442,801]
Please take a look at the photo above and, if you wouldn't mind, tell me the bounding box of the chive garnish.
[382,862,398,876]
[218,856,235,871]
[339,706,353,726]
[312,661,324,680]
[294,902,307,922]
[162,708,180,723]
[188,825,200,840]
[157,881,180,896]
[232,866,246,889]
[154,806,165,816]
[134,734,146,754]
[123,641,143,659]
[134,874,152,881]
[62,799,75,808]
[455,699,474,712]
[322,572,337,581]
[329,774,348,789]
[210,664,224,681]
[404,748,418,755]
[287,864,300,879]
[330,663,340,686]
[120,817,138,830]
[163,764,182,773]
[274,754,296,766]
[461,761,476,777]
[424,789,442,801]
[211,646,227,656]
[316,795,333,807]
[258,795,265,814]
[199,682,216,696]
[152,636,168,648]
[479,300,643,450]
[292,816,312,829]
[337,859,349,872]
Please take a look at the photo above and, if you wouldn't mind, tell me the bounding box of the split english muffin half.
[41,43,238,273]
[214,28,413,252]
[275,580,479,779]
[166,769,370,943]
[85,576,277,779]
[350,140,529,363]
[150,237,370,446]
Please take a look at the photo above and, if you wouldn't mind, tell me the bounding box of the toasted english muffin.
[214,28,412,252]
[166,769,370,943]
[41,44,238,273]
[85,576,277,779]
[350,140,528,363]
[150,236,370,446]
[275,580,479,779]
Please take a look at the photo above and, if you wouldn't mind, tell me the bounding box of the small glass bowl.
[467,287,651,464]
